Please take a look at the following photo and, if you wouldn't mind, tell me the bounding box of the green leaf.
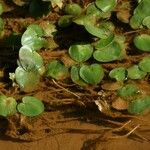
[134,34,150,51]
[15,67,40,92]
[142,16,150,28]
[109,67,127,81]
[58,15,73,28]
[71,66,87,86]
[117,84,139,98]
[69,43,93,62]
[95,0,117,12]
[21,28,46,51]
[19,45,44,74]
[127,65,147,79]
[73,14,96,26]
[0,95,17,117]
[79,64,104,85]
[128,96,150,115]
[93,41,122,62]
[139,56,150,72]
[86,2,101,16]
[129,0,150,29]
[95,34,114,50]
[27,24,45,37]
[101,21,115,31]
[17,96,44,117]
[84,23,111,39]
[64,3,82,16]
[46,60,69,80]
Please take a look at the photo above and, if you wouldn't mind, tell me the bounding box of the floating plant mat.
[0,0,150,148]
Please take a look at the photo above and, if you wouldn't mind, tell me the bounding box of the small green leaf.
[101,21,115,31]
[19,45,44,73]
[21,28,46,51]
[58,15,73,28]
[86,2,111,19]
[117,84,139,98]
[93,41,122,62]
[15,67,40,92]
[27,24,45,37]
[69,43,93,62]
[95,34,114,50]
[134,34,150,51]
[84,23,111,39]
[17,96,44,117]
[95,0,117,12]
[142,16,150,28]
[71,66,87,86]
[127,65,147,79]
[109,67,127,81]
[46,60,69,80]
[129,0,150,29]
[64,3,82,16]
[79,64,104,85]
[139,56,150,72]
[128,96,150,115]
[0,95,17,117]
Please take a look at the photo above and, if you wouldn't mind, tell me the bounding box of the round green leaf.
[17,96,44,117]
[117,84,139,98]
[95,34,114,50]
[86,2,111,19]
[127,65,147,79]
[27,24,45,37]
[69,43,93,62]
[21,28,46,51]
[142,16,150,28]
[79,64,104,85]
[19,45,44,73]
[93,41,122,62]
[129,0,150,29]
[84,23,111,39]
[58,15,73,28]
[15,67,40,92]
[134,34,150,51]
[95,0,117,12]
[64,3,82,16]
[129,14,142,29]
[109,67,127,81]
[71,66,87,86]
[139,56,150,72]
[46,60,69,80]
[128,96,150,115]
[0,95,17,117]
